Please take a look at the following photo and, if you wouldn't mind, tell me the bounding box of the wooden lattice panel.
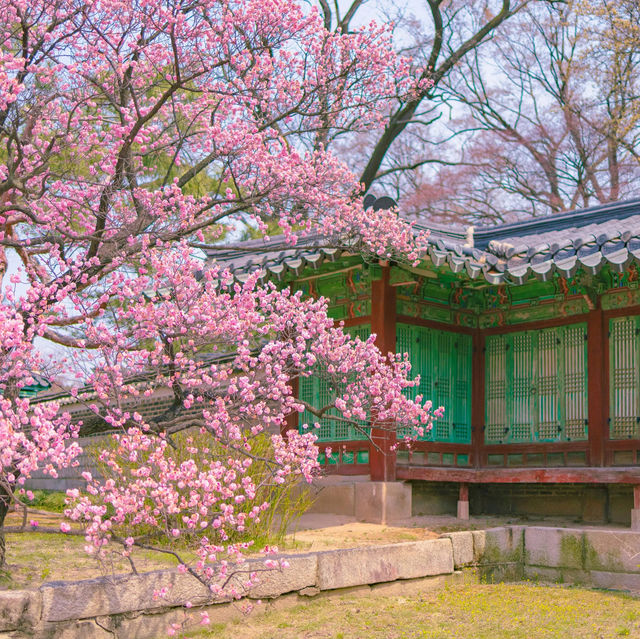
[537,329,560,441]
[486,334,508,443]
[485,323,588,443]
[609,316,640,439]
[563,324,588,441]
[396,323,473,444]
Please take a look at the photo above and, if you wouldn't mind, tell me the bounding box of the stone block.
[40,569,213,622]
[523,565,591,587]
[481,527,524,565]
[523,565,563,584]
[248,554,317,599]
[370,575,447,597]
[0,590,42,632]
[306,482,355,516]
[471,530,486,563]
[265,592,302,612]
[524,527,584,570]
[40,553,317,623]
[440,532,474,568]
[457,500,469,520]
[111,601,245,639]
[478,562,523,583]
[591,571,640,591]
[584,530,640,573]
[317,538,453,590]
[38,619,114,639]
[354,482,412,524]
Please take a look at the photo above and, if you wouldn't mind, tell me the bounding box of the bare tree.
[312,1,539,194]
[402,0,640,223]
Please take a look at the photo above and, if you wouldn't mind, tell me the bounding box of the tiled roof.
[210,198,640,286]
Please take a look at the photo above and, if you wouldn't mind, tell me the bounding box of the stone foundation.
[411,481,635,525]
[306,477,412,524]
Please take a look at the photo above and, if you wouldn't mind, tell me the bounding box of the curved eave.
[232,246,352,283]
[415,242,640,286]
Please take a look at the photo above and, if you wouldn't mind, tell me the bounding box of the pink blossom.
[0,2,436,635]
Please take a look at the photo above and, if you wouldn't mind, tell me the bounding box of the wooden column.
[457,482,470,520]
[471,330,485,469]
[369,263,397,482]
[632,485,640,531]
[281,375,299,437]
[587,308,606,466]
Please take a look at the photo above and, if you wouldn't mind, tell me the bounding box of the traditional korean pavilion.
[215,198,640,526]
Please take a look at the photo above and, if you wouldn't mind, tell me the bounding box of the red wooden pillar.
[632,485,640,530]
[369,263,397,481]
[471,329,485,469]
[280,375,299,437]
[457,482,470,520]
[587,308,606,466]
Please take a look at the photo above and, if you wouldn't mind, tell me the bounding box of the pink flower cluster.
[0,1,435,633]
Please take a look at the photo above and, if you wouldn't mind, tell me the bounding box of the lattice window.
[298,325,371,442]
[537,329,559,441]
[452,335,473,443]
[486,335,508,443]
[609,316,640,439]
[485,323,588,443]
[396,323,472,443]
[564,325,588,440]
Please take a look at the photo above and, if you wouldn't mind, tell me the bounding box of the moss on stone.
[560,534,585,570]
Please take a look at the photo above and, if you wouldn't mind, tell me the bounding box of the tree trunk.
[0,486,10,568]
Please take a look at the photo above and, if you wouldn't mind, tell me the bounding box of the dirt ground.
[281,513,502,553]
[281,511,631,554]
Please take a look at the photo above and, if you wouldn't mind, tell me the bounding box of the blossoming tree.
[0,0,437,617]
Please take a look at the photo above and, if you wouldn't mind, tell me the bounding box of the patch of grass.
[193,583,640,639]
[27,490,68,513]
[0,533,175,590]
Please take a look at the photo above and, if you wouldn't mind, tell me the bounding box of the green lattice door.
[396,323,472,443]
[298,325,370,441]
[609,316,640,439]
[485,324,588,443]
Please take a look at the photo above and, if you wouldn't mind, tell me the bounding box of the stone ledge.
[524,526,584,570]
[39,552,318,623]
[0,590,42,633]
[440,532,474,568]
[481,526,524,565]
[317,538,453,590]
[247,554,317,599]
[584,530,640,573]
[40,570,211,623]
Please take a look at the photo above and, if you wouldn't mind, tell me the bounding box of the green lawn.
[0,532,177,589]
[194,583,640,639]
